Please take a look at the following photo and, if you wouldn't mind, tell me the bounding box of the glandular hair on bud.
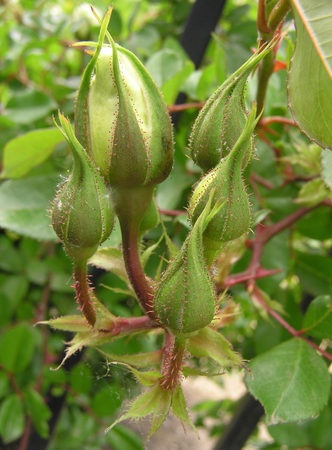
[190,42,276,172]
[154,193,220,335]
[52,114,114,262]
[75,15,174,191]
[188,106,259,263]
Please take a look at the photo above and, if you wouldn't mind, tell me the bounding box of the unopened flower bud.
[190,43,275,172]
[74,9,173,229]
[154,194,220,335]
[75,11,173,190]
[188,106,259,264]
[52,114,114,262]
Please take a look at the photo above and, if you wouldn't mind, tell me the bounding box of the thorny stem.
[223,203,332,363]
[160,332,186,391]
[252,285,332,362]
[73,261,96,326]
[246,206,315,286]
[223,206,316,289]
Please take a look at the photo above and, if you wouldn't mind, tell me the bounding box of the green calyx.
[75,8,174,189]
[189,105,260,264]
[52,113,114,262]
[190,40,276,172]
[154,192,222,335]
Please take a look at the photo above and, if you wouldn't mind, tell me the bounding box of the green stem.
[268,0,291,32]
[257,0,271,35]
[111,185,158,321]
[73,261,96,326]
[256,49,275,117]
[160,333,187,391]
[256,0,291,116]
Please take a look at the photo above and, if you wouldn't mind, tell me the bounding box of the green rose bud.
[52,113,114,262]
[188,106,259,264]
[190,42,275,172]
[88,45,173,188]
[154,193,221,335]
[74,9,173,228]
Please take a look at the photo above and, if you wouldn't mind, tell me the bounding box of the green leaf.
[0,236,24,273]
[187,327,243,369]
[106,385,172,437]
[268,398,332,448]
[146,48,194,104]
[38,315,91,332]
[89,247,128,283]
[1,128,63,179]
[92,385,123,417]
[302,295,332,339]
[291,0,332,78]
[100,349,162,369]
[156,165,194,210]
[296,207,332,240]
[0,174,58,241]
[288,5,332,148]
[0,372,10,400]
[246,338,331,423]
[0,394,25,444]
[0,323,38,373]
[171,386,196,431]
[321,148,332,189]
[69,363,93,394]
[295,178,330,207]
[23,388,51,439]
[103,359,160,387]
[4,89,57,125]
[294,251,332,296]
[0,275,29,323]
[106,424,144,450]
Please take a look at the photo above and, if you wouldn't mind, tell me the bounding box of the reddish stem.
[257,0,270,34]
[107,315,158,335]
[221,206,316,291]
[73,263,96,326]
[167,102,204,113]
[250,172,274,190]
[120,223,158,322]
[160,333,186,391]
[252,286,332,362]
[254,206,315,244]
[267,0,291,32]
[225,267,281,288]
[18,420,32,450]
[159,208,186,217]
[259,116,298,128]
[246,206,315,286]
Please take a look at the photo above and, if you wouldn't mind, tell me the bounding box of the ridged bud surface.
[52,114,114,262]
[75,18,173,190]
[154,195,220,335]
[190,43,275,172]
[189,107,259,262]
